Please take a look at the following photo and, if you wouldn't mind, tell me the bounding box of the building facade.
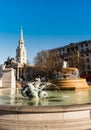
[49,40,91,75]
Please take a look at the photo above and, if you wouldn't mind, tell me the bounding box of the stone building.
[49,40,91,75]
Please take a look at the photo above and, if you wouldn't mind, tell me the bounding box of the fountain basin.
[0,84,91,129]
[50,78,90,90]
[49,67,90,90]
[0,104,91,130]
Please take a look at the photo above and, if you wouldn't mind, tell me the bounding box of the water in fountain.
[1,87,91,106]
[46,82,63,96]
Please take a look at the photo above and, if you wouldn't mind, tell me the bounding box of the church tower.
[16,28,27,64]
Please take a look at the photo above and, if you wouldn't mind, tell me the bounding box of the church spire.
[19,27,24,43]
[16,27,27,64]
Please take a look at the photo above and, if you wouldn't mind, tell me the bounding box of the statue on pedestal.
[62,60,68,68]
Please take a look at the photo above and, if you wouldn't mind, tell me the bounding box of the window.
[86,53,89,56]
[85,43,88,46]
[86,48,89,51]
[88,65,90,69]
[81,44,83,47]
[67,48,70,53]
[88,71,91,74]
[87,58,90,62]
[75,46,78,50]
[81,49,84,52]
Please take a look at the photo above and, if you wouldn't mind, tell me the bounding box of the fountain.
[50,61,90,90]
[0,62,91,130]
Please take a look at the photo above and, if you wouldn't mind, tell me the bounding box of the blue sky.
[0,0,91,64]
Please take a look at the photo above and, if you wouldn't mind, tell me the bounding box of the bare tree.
[34,49,63,71]
[34,50,48,69]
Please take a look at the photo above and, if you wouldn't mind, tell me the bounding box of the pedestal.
[2,68,16,88]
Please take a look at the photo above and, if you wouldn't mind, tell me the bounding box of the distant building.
[49,40,91,75]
